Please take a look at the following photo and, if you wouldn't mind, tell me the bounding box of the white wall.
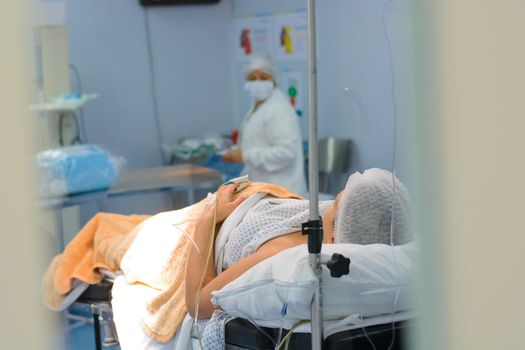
[317,0,415,180]
[0,1,56,348]
[414,0,525,349]
[67,0,234,167]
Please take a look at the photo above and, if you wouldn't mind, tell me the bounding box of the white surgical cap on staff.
[334,168,411,245]
[243,53,277,78]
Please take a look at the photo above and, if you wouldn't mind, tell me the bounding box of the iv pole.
[305,0,323,348]
[303,1,350,348]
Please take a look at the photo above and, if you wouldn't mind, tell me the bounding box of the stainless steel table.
[40,164,223,251]
[108,164,223,204]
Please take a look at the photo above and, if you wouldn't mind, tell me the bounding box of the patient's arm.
[189,249,277,319]
[189,232,304,318]
[186,221,302,318]
[185,184,247,319]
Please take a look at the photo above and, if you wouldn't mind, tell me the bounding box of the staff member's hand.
[223,149,243,163]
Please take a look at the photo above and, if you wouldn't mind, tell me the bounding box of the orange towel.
[42,212,150,310]
[42,182,301,343]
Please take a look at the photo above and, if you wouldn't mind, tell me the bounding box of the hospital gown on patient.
[196,198,332,349]
[223,197,332,268]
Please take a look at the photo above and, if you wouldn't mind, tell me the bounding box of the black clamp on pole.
[324,253,350,278]
[302,217,323,254]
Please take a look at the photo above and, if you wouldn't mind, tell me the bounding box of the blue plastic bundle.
[204,154,243,182]
[36,145,124,197]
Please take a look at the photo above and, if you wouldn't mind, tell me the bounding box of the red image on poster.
[240,29,252,55]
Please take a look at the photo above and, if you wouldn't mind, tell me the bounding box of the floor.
[68,323,99,350]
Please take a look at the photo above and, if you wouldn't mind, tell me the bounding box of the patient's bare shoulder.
[257,230,306,255]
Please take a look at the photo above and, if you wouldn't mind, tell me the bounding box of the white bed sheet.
[111,275,180,350]
[112,190,416,349]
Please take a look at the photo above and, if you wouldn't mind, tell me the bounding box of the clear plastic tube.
[274,320,310,350]
[227,308,277,346]
[360,324,379,350]
[275,320,284,350]
[382,0,402,349]
[193,184,229,349]
[172,224,203,264]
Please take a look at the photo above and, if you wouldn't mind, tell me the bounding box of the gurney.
[109,237,416,350]
[105,190,416,350]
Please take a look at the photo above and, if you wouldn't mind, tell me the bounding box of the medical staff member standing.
[223,53,307,195]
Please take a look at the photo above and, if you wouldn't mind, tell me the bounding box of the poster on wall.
[233,10,308,126]
[234,16,273,62]
[272,10,308,62]
[281,69,305,117]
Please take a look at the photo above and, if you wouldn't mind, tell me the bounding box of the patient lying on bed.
[43,168,411,349]
[186,168,411,320]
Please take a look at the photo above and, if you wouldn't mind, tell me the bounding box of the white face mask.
[244,80,274,101]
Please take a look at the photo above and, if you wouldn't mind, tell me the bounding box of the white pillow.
[211,242,417,322]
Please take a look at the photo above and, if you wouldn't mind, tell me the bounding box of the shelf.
[31,94,98,113]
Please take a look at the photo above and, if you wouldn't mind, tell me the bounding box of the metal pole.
[308,0,319,219]
[309,255,323,350]
[307,0,323,349]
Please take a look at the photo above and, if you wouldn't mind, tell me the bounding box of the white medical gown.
[240,88,307,196]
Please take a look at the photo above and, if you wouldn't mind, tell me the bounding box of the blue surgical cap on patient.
[334,168,411,245]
